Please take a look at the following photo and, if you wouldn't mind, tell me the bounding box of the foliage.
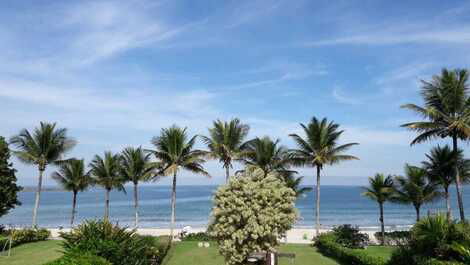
[280,172,313,199]
[44,252,111,265]
[120,146,155,184]
[0,228,51,249]
[392,165,442,221]
[181,232,214,241]
[0,136,22,217]
[209,169,298,265]
[315,233,387,265]
[52,159,92,193]
[60,220,165,265]
[89,152,125,192]
[332,224,370,249]
[201,118,249,181]
[374,231,410,246]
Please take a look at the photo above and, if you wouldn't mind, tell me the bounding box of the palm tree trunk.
[134,182,139,228]
[104,188,110,221]
[445,187,452,222]
[170,171,177,240]
[70,191,77,226]
[379,202,385,246]
[225,166,230,183]
[315,166,321,236]
[415,205,420,222]
[32,168,44,227]
[452,135,465,222]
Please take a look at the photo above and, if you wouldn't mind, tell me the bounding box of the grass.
[163,241,340,265]
[362,245,395,260]
[0,240,63,265]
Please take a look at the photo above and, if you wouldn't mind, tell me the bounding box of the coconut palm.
[239,136,291,177]
[148,125,209,238]
[89,152,125,221]
[120,147,155,228]
[9,122,76,227]
[422,145,468,221]
[289,117,359,235]
[280,172,313,199]
[362,174,394,245]
[401,68,470,221]
[51,159,93,226]
[391,164,442,222]
[201,118,249,182]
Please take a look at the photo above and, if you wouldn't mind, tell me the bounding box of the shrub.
[374,231,410,246]
[315,233,386,265]
[181,232,214,241]
[44,252,111,265]
[332,224,369,248]
[209,169,298,265]
[60,220,166,265]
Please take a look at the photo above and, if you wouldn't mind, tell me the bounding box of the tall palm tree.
[239,136,291,177]
[51,159,93,226]
[289,117,359,235]
[89,152,125,221]
[401,68,470,221]
[421,145,465,221]
[391,164,442,222]
[9,122,76,227]
[120,147,155,228]
[201,118,249,182]
[148,125,209,238]
[362,174,394,245]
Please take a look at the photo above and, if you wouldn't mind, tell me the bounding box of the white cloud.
[332,87,362,105]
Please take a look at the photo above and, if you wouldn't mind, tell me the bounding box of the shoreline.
[47,227,387,244]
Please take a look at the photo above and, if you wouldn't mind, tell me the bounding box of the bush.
[60,220,167,265]
[315,233,387,265]
[374,231,410,246]
[44,252,111,265]
[181,232,214,241]
[332,224,369,248]
[0,227,50,249]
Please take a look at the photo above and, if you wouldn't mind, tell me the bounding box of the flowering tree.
[209,169,298,265]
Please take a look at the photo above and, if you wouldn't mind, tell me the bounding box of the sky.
[1,0,470,186]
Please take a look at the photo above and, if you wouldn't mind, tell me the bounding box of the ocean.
[1,185,468,230]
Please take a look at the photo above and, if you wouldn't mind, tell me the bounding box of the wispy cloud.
[332,87,362,105]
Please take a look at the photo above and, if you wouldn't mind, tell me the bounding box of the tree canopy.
[0,136,22,217]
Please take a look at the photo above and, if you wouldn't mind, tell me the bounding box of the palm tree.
[120,147,155,228]
[422,145,465,221]
[391,164,442,222]
[401,68,470,221]
[9,122,76,227]
[148,125,209,238]
[239,136,291,176]
[362,174,394,245]
[89,152,125,221]
[51,159,93,226]
[280,172,313,199]
[289,117,359,235]
[201,118,249,182]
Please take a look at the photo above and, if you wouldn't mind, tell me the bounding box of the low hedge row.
[44,252,111,265]
[315,233,387,265]
[0,228,50,249]
[374,231,410,246]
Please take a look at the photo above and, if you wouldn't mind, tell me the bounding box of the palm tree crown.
[201,118,249,182]
[392,164,442,222]
[240,136,291,176]
[9,121,76,227]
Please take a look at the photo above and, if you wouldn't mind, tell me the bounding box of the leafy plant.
[374,231,410,246]
[332,224,369,249]
[181,232,214,241]
[44,252,111,265]
[0,136,22,218]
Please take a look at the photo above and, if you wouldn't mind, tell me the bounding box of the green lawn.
[163,241,340,265]
[362,246,395,260]
[0,240,63,265]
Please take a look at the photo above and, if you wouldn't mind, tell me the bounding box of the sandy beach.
[48,227,380,244]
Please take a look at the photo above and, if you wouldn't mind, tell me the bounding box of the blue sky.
[1,0,470,186]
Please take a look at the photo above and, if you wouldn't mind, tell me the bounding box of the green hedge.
[418,258,465,265]
[0,228,50,249]
[44,252,111,265]
[315,233,387,265]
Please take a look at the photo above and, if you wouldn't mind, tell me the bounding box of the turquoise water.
[1,185,469,229]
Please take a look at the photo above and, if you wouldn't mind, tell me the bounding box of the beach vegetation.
[1,227,50,249]
[148,125,209,239]
[51,159,93,226]
[0,136,22,218]
[209,169,298,265]
[362,174,394,245]
[289,117,359,235]
[401,68,470,222]
[9,122,76,227]
[391,164,442,222]
[44,252,111,265]
[201,118,249,182]
[89,152,125,221]
[120,146,156,228]
[331,224,370,249]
